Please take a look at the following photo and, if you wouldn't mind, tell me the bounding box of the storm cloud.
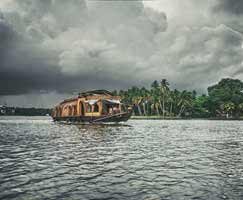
[0,0,243,107]
[0,0,166,96]
[214,0,243,15]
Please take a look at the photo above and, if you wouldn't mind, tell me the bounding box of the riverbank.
[131,116,181,120]
[131,116,243,120]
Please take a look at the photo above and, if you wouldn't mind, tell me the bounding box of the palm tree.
[167,90,175,116]
[160,79,170,118]
[177,91,193,117]
[151,102,160,116]
[151,80,161,115]
[140,87,150,116]
[133,96,143,116]
[170,89,180,116]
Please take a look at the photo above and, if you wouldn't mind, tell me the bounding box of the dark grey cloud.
[0,0,243,107]
[0,17,61,95]
[0,18,15,45]
[0,14,139,96]
[214,0,243,15]
[0,0,167,98]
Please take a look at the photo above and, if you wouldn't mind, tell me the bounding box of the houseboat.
[51,90,132,123]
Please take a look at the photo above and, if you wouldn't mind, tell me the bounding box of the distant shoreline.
[1,115,243,121]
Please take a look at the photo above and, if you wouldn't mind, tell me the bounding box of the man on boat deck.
[113,106,120,114]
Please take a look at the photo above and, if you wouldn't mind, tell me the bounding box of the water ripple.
[0,117,243,199]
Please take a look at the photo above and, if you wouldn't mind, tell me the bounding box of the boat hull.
[52,112,132,123]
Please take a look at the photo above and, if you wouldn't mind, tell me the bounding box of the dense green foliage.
[115,78,243,118]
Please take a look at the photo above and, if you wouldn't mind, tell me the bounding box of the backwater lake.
[0,116,243,200]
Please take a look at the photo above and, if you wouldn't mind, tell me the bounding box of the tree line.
[0,107,51,116]
[113,78,243,119]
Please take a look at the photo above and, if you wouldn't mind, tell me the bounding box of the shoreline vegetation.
[1,78,243,120]
[0,107,51,116]
[113,78,243,120]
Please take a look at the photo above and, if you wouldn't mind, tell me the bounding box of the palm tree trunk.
[146,102,150,116]
[137,104,142,116]
[170,102,173,116]
[177,105,185,117]
[143,102,147,116]
[162,96,165,118]
[159,100,162,115]
[156,104,160,116]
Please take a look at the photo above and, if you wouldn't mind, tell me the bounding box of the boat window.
[102,104,108,114]
[93,103,99,112]
[86,104,92,113]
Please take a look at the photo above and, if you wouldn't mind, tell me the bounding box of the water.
[0,116,243,200]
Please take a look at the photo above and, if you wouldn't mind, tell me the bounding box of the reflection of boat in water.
[51,90,132,123]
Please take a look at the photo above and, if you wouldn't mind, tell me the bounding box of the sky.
[0,0,243,107]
